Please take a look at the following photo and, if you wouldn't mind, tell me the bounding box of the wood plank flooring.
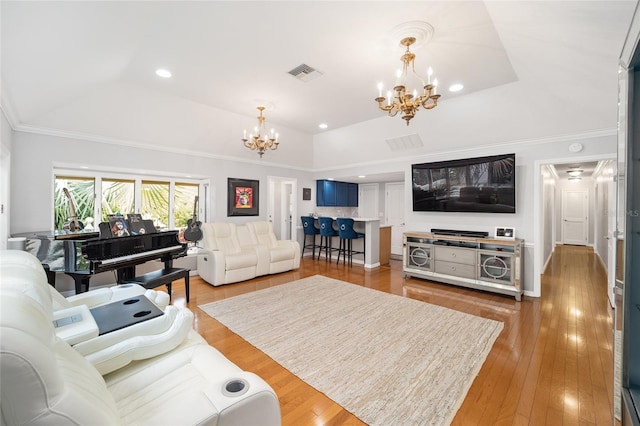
[166,244,614,425]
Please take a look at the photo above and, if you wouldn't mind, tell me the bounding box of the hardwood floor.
[167,244,614,425]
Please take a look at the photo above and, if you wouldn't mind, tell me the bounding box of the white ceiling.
[552,161,599,179]
[1,1,637,169]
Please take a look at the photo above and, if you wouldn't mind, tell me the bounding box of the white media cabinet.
[403,231,524,301]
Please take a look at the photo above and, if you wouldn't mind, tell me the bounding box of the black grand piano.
[20,228,187,294]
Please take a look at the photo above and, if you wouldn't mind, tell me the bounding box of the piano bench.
[122,267,190,302]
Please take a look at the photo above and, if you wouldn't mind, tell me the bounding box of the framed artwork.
[227,178,259,216]
[303,187,311,201]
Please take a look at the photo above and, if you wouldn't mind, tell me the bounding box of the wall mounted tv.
[412,153,516,213]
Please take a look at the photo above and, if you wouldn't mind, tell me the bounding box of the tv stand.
[403,231,524,301]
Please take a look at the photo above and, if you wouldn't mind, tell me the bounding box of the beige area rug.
[199,275,503,426]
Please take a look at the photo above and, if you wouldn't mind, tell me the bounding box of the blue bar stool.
[317,217,339,261]
[300,216,320,258]
[336,218,365,266]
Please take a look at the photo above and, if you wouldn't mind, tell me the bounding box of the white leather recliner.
[197,221,300,286]
[0,250,192,375]
[0,250,281,426]
[197,222,259,285]
[246,221,301,274]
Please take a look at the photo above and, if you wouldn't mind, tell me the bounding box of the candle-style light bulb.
[377,82,383,98]
[387,90,392,106]
[413,89,417,99]
[433,78,438,95]
[243,129,247,139]
[427,67,433,84]
[395,69,402,86]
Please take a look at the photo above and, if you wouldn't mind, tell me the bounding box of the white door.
[359,183,379,219]
[562,189,589,246]
[385,182,405,255]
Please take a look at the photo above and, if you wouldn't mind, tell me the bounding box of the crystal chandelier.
[242,106,279,158]
[375,37,441,125]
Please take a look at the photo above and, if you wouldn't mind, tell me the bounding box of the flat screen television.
[412,153,516,213]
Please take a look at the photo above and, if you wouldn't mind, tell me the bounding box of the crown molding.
[313,127,617,173]
[11,123,311,172]
[10,121,617,175]
[620,1,640,68]
[0,80,20,130]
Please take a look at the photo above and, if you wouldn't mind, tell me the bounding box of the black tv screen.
[412,153,516,213]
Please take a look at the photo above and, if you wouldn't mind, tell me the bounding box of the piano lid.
[82,230,184,261]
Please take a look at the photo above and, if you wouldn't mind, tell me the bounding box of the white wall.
[541,164,556,271]
[0,109,13,249]
[312,131,618,294]
[10,130,316,292]
[8,125,619,296]
[10,131,316,234]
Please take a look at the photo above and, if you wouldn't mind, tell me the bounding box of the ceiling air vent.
[288,63,323,82]
[386,134,424,151]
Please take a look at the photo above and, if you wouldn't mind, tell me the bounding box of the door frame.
[534,153,615,298]
[384,181,405,256]
[267,176,297,241]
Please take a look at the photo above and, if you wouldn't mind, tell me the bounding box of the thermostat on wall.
[495,227,516,240]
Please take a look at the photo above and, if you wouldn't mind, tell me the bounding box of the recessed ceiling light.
[327,178,334,181]
[567,169,583,177]
[449,83,464,92]
[568,176,582,182]
[318,123,328,129]
[358,175,366,178]
[155,69,172,78]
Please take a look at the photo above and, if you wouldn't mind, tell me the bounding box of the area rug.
[199,275,503,426]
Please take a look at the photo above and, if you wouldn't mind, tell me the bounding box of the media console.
[403,231,524,301]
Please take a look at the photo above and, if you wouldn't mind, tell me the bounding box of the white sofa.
[197,221,300,286]
[0,250,281,425]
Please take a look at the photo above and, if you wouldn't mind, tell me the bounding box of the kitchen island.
[310,217,380,268]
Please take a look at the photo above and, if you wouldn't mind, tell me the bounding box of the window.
[142,180,170,230]
[174,183,199,228]
[53,169,206,233]
[101,179,135,222]
[54,176,95,231]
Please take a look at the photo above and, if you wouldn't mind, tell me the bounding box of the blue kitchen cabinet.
[316,180,358,207]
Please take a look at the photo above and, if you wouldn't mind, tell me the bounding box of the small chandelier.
[375,37,441,125]
[242,106,279,158]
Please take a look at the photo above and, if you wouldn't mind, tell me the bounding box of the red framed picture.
[227,178,259,216]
